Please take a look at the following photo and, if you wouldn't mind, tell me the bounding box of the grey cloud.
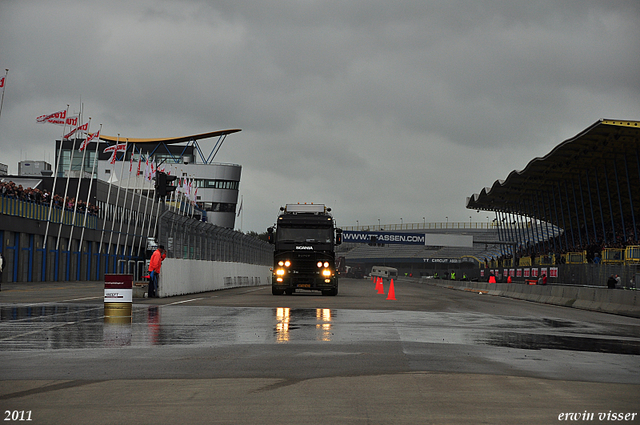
[0,0,638,232]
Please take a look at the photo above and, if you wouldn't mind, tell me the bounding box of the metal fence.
[158,210,272,265]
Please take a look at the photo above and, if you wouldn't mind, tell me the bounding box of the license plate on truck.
[297,284,311,288]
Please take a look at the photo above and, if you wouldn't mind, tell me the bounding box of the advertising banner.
[342,231,425,245]
[423,258,464,264]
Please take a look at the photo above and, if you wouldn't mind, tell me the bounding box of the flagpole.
[144,156,158,243]
[79,124,102,264]
[137,152,153,258]
[69,116,91,260]
[43,105,70,252]
[113,139,129,272]
[99,133,117,275]
[55,106,80,252]
[115,140,132,264]
[121,142,139,269]
[129,146,145,263]
[0,69,8,122]
[145,169,161,254]
[106,134,123,272]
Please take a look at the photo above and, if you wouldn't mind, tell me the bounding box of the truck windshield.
[277,227,333,243]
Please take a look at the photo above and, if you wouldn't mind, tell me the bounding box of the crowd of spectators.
[0,180,99,215]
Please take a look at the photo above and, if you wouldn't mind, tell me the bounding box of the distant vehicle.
[370,266,398,280]
[268,204,342,296]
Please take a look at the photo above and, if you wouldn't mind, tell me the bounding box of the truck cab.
[268,204,342,296]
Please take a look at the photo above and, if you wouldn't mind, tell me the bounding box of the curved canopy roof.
[98,128,241,144]
[467,119,640,238]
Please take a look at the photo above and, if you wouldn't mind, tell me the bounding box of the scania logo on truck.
[296,246,313,250]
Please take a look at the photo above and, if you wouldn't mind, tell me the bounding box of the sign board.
[342,231,473,247]
[104,274,133,303]
[342,231,425,245]
[423,258,464,264]
[104,274,133,322]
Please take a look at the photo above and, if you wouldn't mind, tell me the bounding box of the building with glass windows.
[54,129,242,228]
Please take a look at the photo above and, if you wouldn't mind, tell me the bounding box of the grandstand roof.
[466,119,640,234]
[98,129,241,145]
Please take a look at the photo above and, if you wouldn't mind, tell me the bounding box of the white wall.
[158,258,271,297]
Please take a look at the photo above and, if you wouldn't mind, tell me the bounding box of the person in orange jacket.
[148,245,166,298]
[488,273,496,283]
[507,275,512,283]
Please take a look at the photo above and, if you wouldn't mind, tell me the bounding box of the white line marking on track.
[166,297,205,306]
[56,296,104,303]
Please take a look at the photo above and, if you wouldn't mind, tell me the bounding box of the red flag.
[0,76,5,89]
[36,109,66,123]
[144,156,151,180]
[64,121,89,140]
[104,143,127,164]
[36,110,79,126]
[80,129,100,152]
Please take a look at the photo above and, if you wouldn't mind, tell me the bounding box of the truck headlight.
[322,269,332,277]
[276,268,286,276]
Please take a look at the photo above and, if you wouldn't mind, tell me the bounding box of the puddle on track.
[1,303,639,355]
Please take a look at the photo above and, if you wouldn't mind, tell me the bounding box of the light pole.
[378,218,381,230]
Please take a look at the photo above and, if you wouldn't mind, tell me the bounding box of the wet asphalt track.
[0,278,639,424]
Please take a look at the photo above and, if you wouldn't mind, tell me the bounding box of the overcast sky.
[1,0,638,233]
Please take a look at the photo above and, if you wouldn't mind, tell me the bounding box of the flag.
[64,121,89,140]
[129,152,134,172]
[36,110,78,126]
[144,156,156,181]
[104,143,127,164]
[0,76,4,89]
[189,179,196,204]
[143,156,150,180]
[36,109,66,123]
[80,129,100,152]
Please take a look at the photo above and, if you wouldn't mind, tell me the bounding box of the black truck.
[267,204,342,296]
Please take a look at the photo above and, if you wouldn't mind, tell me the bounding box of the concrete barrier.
[424,279,640,318]
[156,258,271,298]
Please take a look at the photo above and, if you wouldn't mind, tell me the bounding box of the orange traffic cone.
[386,279,396,300]
[376,277,384,294]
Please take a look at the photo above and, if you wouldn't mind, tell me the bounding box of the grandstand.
[341,119,640,286]
[467,119,640,266]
